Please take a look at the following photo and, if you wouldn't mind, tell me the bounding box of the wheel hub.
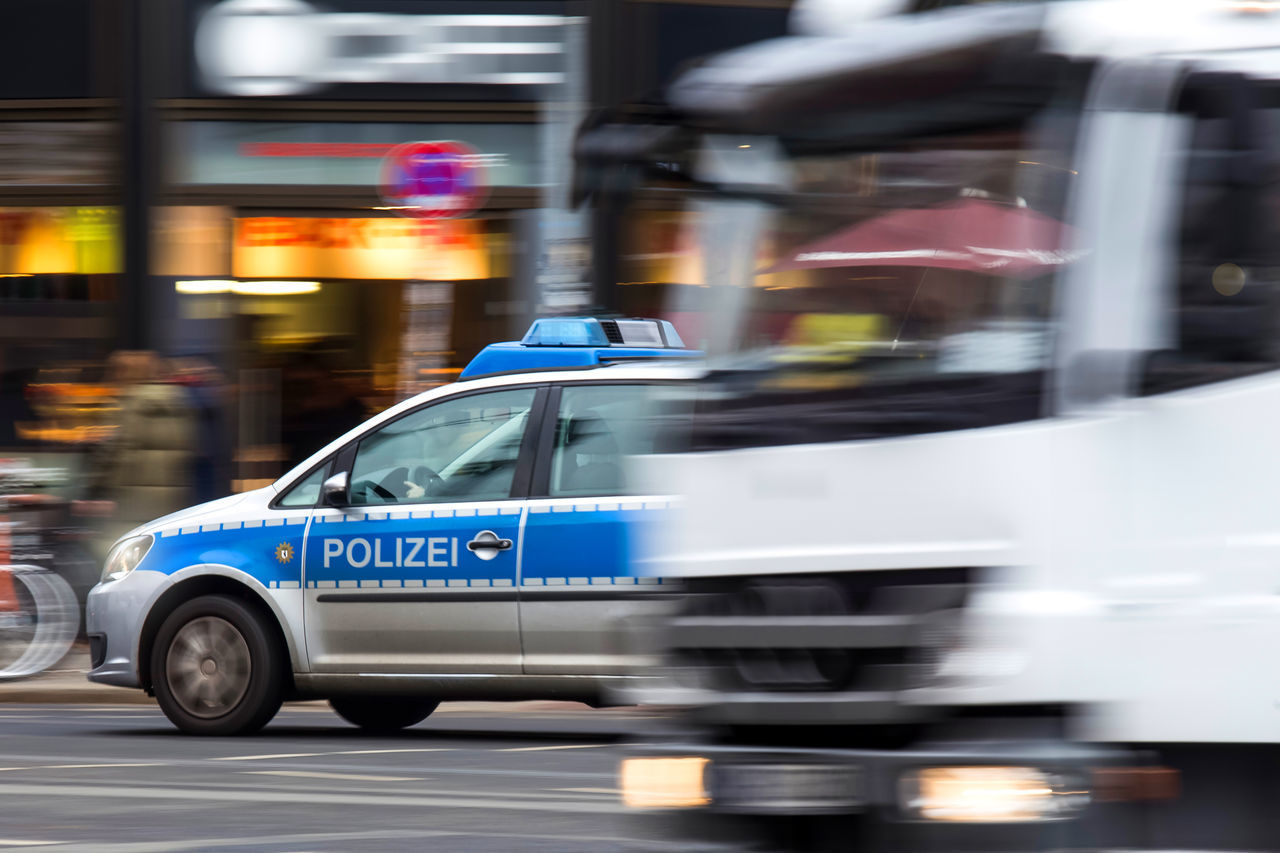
[165,616,252,719]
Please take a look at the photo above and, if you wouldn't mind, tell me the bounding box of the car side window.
[348,387,536,505]
[276,464,329,508]
[548,384,690,498]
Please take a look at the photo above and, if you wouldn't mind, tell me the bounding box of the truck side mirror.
[321,471,350,508]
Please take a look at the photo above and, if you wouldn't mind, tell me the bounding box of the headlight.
[101,534,154,583]
[620,757,709,809]
[899,766,1089,823]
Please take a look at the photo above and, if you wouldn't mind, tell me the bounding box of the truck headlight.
[101,534,153,583]
[899,766,1089,823]
[620,757,709,809]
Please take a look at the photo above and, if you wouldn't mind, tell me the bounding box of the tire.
[330,696,439,733]
[150,594,284,736]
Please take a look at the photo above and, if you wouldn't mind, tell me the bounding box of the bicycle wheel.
[0,565,79,680]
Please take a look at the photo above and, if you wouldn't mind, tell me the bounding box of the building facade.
[0,0,791,482]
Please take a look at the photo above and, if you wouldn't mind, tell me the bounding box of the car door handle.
[467,530,513,554]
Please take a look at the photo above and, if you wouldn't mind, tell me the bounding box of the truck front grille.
[662,569,972,727]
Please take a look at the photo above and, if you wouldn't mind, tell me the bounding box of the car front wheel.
[151,594,284,735]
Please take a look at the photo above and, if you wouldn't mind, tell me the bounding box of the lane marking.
[63,706,151,712]
[214,748,450,762]
[554,787,621,795]
[0,763,162,772]
[0,781,623,815]
[55,715,160,720]
[0,715,160,724]
[192,778,611,803]
[0,753,612,781]
[499,744,607,752]
[332,748,451,756]
[213,753,324,761]
[32,829,455,853]
[38,827,649,853]
[0,841,60,847]
[245,770,421,783]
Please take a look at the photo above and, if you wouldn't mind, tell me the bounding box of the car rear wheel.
[330,696,439,733]
[151,594,284,735]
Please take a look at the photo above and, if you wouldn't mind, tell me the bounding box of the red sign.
[379,140,487,220]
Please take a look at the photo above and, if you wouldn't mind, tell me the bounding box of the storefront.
[164,214,509,395]
[0,116,121,369]
[0,0,797,504]
[151,0,571,484]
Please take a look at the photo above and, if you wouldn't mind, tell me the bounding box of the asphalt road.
[0,702,664,852]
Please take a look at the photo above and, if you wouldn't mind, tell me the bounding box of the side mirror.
[321,471,350,507]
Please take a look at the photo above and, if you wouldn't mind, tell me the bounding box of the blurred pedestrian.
[81,351,197,552]
[0,349,36,449]
[171,356,231,504]
[281,347,367,471]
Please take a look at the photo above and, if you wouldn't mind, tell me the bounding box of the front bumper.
[85,569,171,688]
[622,739,1163,853]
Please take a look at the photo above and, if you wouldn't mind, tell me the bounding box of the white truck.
[576,0,1280,849]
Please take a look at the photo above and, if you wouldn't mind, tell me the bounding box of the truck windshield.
[654,112,1081,448]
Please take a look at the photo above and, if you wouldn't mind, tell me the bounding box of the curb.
[0,646,148,704]
[0,680,156,705]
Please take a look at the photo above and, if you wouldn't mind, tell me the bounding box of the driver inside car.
[350,404,528,505]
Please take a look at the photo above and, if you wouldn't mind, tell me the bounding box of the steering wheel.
[411,465,444,497]
[352,479,397,503]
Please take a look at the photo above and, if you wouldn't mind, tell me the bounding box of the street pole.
[119,0,158,351]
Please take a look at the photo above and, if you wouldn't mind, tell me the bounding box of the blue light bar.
[459,317,700,379]
[521,318,612,347]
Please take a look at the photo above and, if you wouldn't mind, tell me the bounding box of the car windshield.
[646,109,1082,448]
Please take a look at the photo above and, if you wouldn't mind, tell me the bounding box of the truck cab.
[587,2,1280,849]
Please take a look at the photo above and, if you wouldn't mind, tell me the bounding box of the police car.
[86,318,699,735]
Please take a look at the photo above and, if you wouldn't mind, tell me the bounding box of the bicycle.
[0,464,80,680]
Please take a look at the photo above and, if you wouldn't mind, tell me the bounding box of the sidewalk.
[0,645,155,704]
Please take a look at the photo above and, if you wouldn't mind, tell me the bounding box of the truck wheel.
[330,697,439,732]
[151,594,284,735]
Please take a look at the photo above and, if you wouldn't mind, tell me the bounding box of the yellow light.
[232,281,322,296]
[177,280,322,296]
[1213,263,1247,296]
[902,767,1081,823]
[1231,0,1280,13]
[176,279,235,294]
[620,757,710,809]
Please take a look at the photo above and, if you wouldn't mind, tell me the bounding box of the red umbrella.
[763,198,1076,278]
